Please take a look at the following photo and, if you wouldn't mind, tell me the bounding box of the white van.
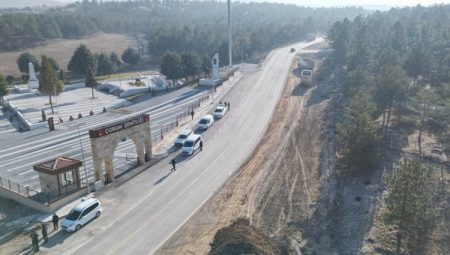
[174,129,193,147]
[181,134,202,155]
[61,198,102,232]
[198,114,214,130]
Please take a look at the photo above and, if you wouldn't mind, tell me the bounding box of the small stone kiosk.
[33,157,82,199]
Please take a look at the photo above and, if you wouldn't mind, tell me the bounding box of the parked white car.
[213,105,227,119]
[174,129,193,147]
[181,134,202,155]
[198,114,214,130]
[61,198,102,232]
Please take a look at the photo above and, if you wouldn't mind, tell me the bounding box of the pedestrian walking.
[41,223,48,243]
[228,101,231,110]
[52,213,59,231]
[200,140,203,151]
[190,109,194,120]
[30,231,39,252]
[171,159,176,171]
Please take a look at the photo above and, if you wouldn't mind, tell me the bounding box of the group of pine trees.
[0,1,364,58]
[330,4,450,254]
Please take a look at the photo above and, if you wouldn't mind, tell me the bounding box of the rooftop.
[33,157,82,175]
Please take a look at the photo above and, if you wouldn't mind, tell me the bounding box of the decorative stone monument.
[28,62,39,90]
[199,53,222,86]
[211,53,219,79]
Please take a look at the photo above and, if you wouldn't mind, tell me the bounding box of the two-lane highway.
[42,39,323,255]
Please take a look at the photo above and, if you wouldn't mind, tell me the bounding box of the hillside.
[0,33,136,75]
[0,0,63,8]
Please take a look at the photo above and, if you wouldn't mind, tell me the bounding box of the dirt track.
[156,55,329,254]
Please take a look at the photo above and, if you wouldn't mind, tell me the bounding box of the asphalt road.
[39,39,323,255]
[0,86,214,190]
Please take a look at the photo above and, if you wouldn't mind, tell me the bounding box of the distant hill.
[0,0,64,8]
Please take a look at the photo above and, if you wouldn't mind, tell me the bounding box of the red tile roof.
[33,157,82,175]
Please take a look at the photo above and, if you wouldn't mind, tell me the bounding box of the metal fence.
[151,90,215,144]
[0,176,45,202]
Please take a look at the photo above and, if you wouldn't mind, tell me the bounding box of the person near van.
[190,109,194,120]
[41,223,48,242]
[171,159,176,171]
[228,101,231,110]
[30,231,39,252]
[200,140,203,151]
[52,213,59,231]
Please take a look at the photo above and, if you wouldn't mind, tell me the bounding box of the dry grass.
[0,33,137,76]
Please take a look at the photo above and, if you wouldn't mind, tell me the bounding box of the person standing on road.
[171,159,176,171]
[52,213,59,231]
[41,223,48,243]
[227,102,231,111]
[30,231,39,252]
[200,140,203,151]
[190,109,194,120]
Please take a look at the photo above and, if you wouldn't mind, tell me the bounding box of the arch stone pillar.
[89,114,151,184]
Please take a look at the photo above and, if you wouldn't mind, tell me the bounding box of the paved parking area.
[5,86,130,125]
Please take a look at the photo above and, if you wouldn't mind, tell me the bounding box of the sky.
[234,0,450,8]
[6,0,450,9]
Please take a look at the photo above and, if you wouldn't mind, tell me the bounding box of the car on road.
[213,105,227,119]
[181,134,202,155]
[174,129,193,147]
[61,198,102,232]
[198,114,214,130]
[290,48,296,53]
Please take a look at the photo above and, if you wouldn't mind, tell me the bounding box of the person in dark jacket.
[200,140,203,151]
[41,223,48,242]
[30,231,39,252]
[52,213,59,231]
[171,159,176,171]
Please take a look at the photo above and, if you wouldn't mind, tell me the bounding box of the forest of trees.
[332,4,450,171]
[330,4,449,254]
[0,0,365,63]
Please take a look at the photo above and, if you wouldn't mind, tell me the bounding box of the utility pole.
[77,123,90,194]
[228,0,232,68]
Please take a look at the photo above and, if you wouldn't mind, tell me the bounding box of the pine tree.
[39,55,62,114]
[382,159,434,255]
[374,65,409,130]
[337,92,379,173]
[0,75,9,105]
[68,44,96,75]
[160,51,183,85]
[85,68,97,99]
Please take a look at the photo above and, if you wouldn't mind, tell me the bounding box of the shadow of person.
[154,171,173,185]
[40,230,71,248]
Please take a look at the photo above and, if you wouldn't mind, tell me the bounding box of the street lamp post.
[77,123,90,194]
[228,0,232,68]
[53,83,60,123]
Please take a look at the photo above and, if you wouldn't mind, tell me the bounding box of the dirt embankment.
[156,53,332,254]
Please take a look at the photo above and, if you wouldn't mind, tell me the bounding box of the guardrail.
[151,88,215,144]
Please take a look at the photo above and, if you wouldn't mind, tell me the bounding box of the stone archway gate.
[89,113,151,183]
